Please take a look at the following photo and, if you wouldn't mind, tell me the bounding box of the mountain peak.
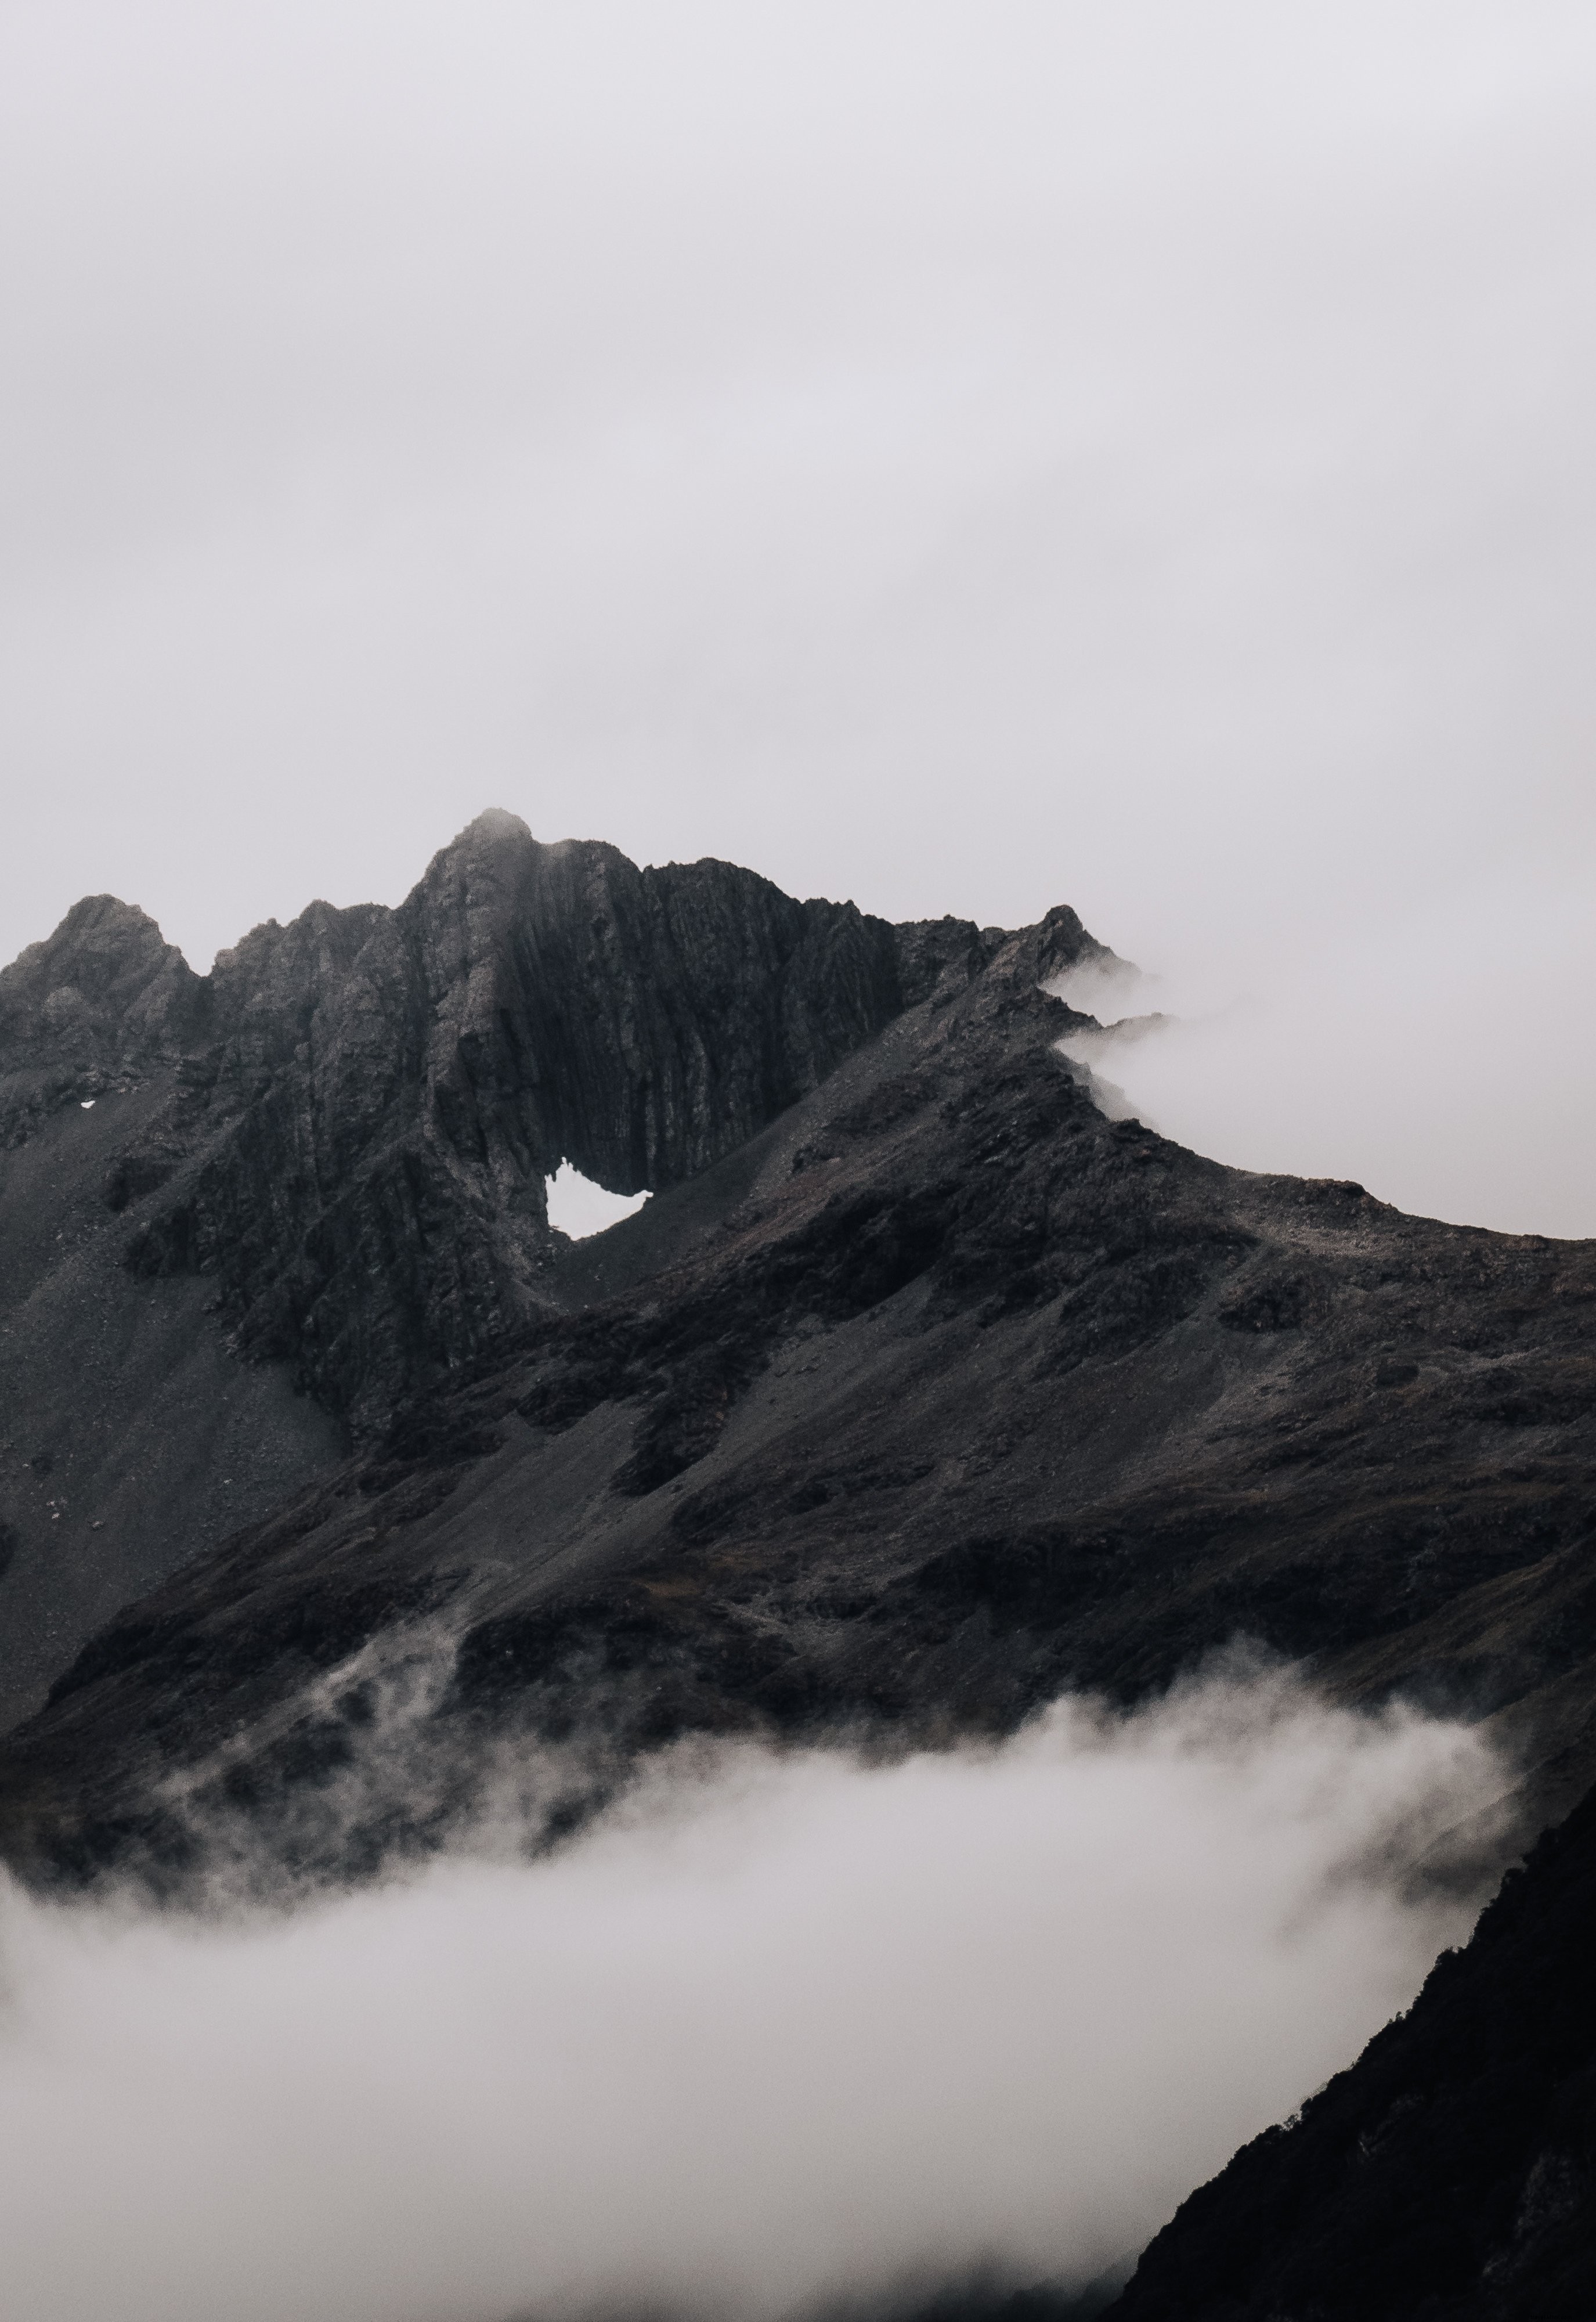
[0,894,203,1137]
[463,805,532,843]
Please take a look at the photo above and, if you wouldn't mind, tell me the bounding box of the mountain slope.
[2,848,1593,1892]
[3,818,1595,2322]
[0,812,1031,1721]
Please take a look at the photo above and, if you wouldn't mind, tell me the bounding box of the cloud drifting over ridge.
[1055,864,1596,1238]
[0,1670,1507,2322]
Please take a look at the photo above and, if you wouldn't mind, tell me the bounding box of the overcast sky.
[3,3,1593,1232]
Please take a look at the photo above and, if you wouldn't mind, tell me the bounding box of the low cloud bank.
[0,1669,1507,2322]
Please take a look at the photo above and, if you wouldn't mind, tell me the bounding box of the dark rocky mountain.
[2,809,1594,2314]
[0,811,1020,1722]
[1107,1768,1596,2321]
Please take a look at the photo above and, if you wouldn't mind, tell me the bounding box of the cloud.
[0,1665,1508,2322]
[1055,861,1596,1237]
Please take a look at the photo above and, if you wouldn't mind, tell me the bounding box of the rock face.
[15,812,1050,1437]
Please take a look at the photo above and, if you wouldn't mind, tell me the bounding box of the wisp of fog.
[1052,860,1596,1239]
[0,1666,1507,2322]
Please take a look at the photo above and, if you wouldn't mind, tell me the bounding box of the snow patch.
[546,1160,649,1241]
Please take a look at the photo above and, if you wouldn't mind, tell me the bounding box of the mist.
[1056,859,1596,1238]
[0,1668,1508,2322]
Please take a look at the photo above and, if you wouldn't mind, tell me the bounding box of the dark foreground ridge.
[1105,1772,1596,2321]
[1,810,1594,2313]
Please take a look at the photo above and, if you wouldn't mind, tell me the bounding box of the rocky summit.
[1,810,1593,2318]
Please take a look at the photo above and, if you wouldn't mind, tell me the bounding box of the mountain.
[1,810,1593,2305]
[1106,1769,1596,2320]
[0,811,1007,1725]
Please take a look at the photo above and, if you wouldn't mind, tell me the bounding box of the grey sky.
[3,3,1593,1229]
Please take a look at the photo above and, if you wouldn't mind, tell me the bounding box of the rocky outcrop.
[0,818,1108,1719]
[126,814,938,1429]
[4,814,1075,1440]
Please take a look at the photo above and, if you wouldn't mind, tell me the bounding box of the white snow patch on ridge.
[546,1160,649,1241]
